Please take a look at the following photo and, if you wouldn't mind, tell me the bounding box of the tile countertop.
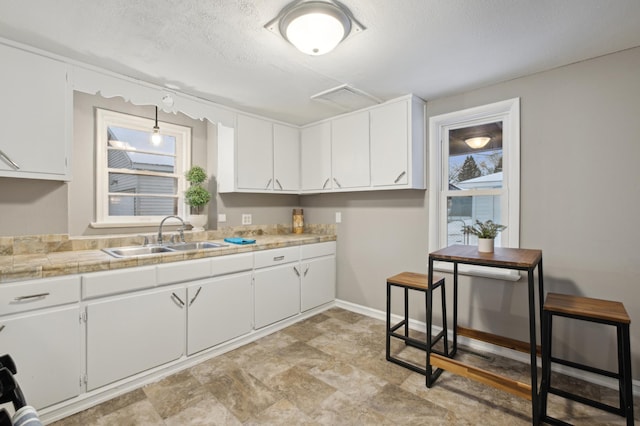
[0,225,336,284]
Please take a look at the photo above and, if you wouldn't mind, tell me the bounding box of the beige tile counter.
[0,225,336,283]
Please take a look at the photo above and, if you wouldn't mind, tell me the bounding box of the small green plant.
[184,166,211,214]
[462,219,506,239]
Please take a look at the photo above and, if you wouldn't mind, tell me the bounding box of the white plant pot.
[190,214,207,232]
[478,238,495,253]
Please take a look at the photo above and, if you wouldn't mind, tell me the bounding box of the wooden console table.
[427,244,544,425]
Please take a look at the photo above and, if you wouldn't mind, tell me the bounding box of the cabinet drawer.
[82,266,156,299]
[211,253,253,276]
[301,241,336,259]
[0,275,80,315]
[157,258,211,285]
[254,246,299,269]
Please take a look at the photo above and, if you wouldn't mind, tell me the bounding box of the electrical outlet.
[217,213,226,223]
[242,214,252,225]
[335,212,342,223]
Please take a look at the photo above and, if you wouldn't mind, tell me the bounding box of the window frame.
[428,98,520,280]
[94,108,191,227]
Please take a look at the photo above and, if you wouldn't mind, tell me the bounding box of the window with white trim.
[428,98,520,280]
[95,108,191,226]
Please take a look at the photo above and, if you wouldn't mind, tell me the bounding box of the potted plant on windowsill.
[462,219,507,253]
[185,166,211,232]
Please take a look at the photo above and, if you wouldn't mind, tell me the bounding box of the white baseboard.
[335,298,640,396]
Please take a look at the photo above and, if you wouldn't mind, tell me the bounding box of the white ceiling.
[1,0,640,125]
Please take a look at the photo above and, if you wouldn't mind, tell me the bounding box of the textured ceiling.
[1,0,640,125]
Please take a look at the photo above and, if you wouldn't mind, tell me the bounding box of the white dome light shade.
[465,136,491,149]
[286,13,345,55]
[280,1,351,55]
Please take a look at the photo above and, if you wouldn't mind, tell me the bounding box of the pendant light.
[151,106,162,145]
[265,0,364,56]
[464,136,491,149]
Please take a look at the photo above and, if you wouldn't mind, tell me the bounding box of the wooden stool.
[386,272,449,375]
[541,293,634,425]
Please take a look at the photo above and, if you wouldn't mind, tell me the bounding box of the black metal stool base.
[540,293,634,426]
[385,272,449,377]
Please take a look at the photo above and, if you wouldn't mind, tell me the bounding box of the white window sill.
[433,261,522,282]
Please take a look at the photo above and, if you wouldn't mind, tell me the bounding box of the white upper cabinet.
[236,114,274,190]
[370,96,425,189]
[219,95,424,194]
[273,123,300,192]
[219,115,300,193]
[300,122,332,192]
[331,110,371,189]
[0,43,71,180]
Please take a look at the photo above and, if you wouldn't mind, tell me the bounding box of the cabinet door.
[86,287,186,390]
[331,111,370,189]
[236,114,273,190]
[300,122,332,191]
[254,264,300,329]
[273,124,300,191]
[187,272,252,355]
[370,100,409,186]
[301,256,336,312]
[0,44,70,180]
[0,306,80,409]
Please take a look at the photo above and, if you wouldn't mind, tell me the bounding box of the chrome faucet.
[158,215,185,245]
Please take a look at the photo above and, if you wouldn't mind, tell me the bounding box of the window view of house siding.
[107,126,178,216]
[446,122,504,246]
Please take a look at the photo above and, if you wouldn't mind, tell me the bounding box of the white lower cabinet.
[300,242,337,311]
[0,305,80,410]
[301,256,336,312]
[187,272,252,355]
[85,287,186,390]
[254,247,301,329]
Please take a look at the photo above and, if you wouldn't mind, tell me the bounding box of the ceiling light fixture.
[265,0,365,56]
[464,136,491,149]
[151,106,162,146]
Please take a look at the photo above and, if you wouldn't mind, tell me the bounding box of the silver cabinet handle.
[333,178,342,188]
[322,178,330,189]
[265,178,273,189]
[293,266,300,277]
[13,292,49,302]
[304,265,309,277]
[171,292,185,307]
[189,287,202,306]
[273,255,285,261]
[394,171,407,183]
[275,179,283,190]
[0,149,20,170]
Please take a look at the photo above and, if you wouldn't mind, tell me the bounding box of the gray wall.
[0,178,67,235]
[303,46,640,378]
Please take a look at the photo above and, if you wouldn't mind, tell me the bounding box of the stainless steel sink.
[102,245,175,258]
[165,241,228,251]
[102,241,229,258]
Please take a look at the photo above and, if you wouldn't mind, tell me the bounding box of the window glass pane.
[108,126,176,155]
[108,173,177,195]
[107,149,176,173]
[108,195,177,216]
[448,122,503,190]
[447,195,503,246]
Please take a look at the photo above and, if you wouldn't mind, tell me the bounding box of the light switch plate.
[242,214,252,225]
[335,212,342,223]
[217,213,226,223]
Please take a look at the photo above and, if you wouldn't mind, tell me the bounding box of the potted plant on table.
[185,166,212,231]
[462,219,507,253]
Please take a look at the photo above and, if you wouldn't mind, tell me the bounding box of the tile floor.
[51,308,637,425]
